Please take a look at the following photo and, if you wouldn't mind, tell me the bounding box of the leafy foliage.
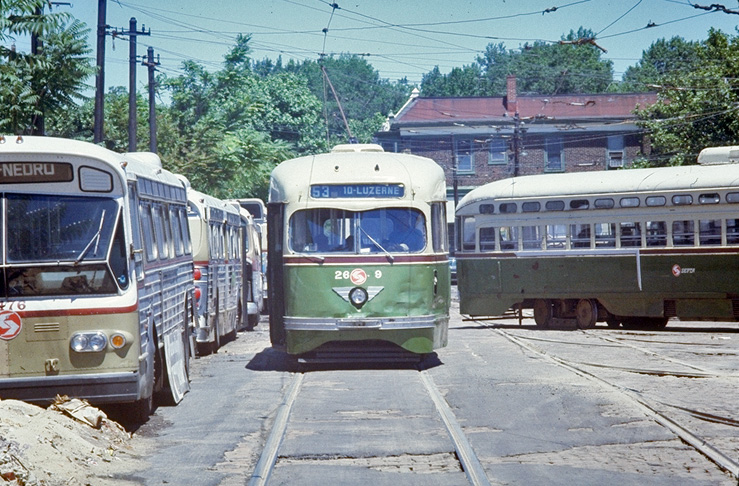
[635,29,739,166]
[0,0,92,134]
[421,28,613,96]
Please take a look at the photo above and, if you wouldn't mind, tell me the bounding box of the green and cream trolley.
[456,147,739,329]
[267,144,450,355]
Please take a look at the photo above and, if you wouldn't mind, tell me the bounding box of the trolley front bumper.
[282,314,446,355]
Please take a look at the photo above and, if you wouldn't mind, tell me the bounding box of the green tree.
[278,54,411,144]
[636,29,739,166]
[621,37,701,92]
[1,1,93,134]
[421,27,614,96]
[158,36,326,198]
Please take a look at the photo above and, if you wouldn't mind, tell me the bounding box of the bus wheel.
[122,394,153,424]
[533,299,553,328]
[575,299,598,329]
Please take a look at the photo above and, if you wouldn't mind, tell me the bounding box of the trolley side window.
[431,202,448,253]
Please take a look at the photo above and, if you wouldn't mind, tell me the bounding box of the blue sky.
[10,0,739,94]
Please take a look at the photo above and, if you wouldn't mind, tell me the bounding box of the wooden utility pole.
[115,18,150,152]
[142,47,160,152]
[94,0,107,144]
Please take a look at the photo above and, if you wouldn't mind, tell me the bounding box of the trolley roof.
[457,163,739,214]
[269,145,446,204]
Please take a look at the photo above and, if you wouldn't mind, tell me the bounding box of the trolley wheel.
[533,299,553,328]
[575,299,598,329]
[606,317,621,328]
[646,317,669,329]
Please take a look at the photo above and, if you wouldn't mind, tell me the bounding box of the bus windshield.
[7,194,118,263]
[2,194,123,296]
[290,207,426,254]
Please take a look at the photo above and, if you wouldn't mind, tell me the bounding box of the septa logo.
[0,311,22,340]
[350,268,368,285]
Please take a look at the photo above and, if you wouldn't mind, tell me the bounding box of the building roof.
[393,93,657,126]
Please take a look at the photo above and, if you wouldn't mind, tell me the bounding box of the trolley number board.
[310,184,404,199]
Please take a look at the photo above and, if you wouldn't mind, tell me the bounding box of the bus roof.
[457,163,739,213]
[0,135,186,197]
[269,147,446,204]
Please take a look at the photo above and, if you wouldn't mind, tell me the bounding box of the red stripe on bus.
[18,303,138,318]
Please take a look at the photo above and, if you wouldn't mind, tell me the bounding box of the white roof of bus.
[457,163,739,213]
[269,147,446,204]
[0,135,185,189]
[187,187,240,216]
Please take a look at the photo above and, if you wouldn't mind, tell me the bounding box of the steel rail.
[248,372,304,486]
[420,371,492,486]
[490,326,739,480]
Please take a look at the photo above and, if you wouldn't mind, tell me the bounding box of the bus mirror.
[130,244,143,260]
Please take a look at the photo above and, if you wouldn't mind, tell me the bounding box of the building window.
[455,139,474,174]
[488,138,508,165]
[607,135,625,168]
[545,138,564,172]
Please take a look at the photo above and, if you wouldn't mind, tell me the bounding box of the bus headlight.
[349,287,368,308]
[70,332,108,353]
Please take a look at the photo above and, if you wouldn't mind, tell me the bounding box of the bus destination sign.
[311,184,405,199]
[0,162,74,184]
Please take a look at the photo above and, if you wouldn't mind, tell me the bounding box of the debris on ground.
[0,397,145,486]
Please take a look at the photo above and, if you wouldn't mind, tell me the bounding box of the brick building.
[374,76,658,205]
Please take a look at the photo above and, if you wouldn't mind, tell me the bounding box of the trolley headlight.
[349,287,368,308]
[70,331,108,353]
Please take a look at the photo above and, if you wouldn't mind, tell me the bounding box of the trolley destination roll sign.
[310,183,405,199]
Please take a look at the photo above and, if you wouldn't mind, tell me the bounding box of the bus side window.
[140,203,158,261]
[672,220,694,246]
[570,224,591,248]
[727,219,739,245]
[110,217,129,289]
[646,221,666,247]
[620,222,641,247]
[479,226,496,251]
[171,207,184,256]
[699,220,721,246]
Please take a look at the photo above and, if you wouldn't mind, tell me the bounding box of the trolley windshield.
[3,194,125,296]
[289,207,426,254]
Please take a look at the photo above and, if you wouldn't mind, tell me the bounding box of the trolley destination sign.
[310,183,405,199]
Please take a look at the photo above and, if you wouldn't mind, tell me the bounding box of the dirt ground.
[0,398,146,486]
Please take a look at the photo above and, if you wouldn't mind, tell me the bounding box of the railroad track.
[247,362,492,486]
[478,322,739,482]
